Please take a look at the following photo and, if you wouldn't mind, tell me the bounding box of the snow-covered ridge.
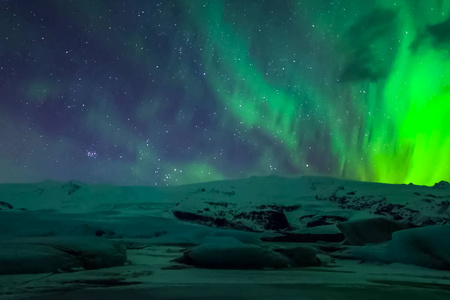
[1,176,449,227]
[172,176,450,232]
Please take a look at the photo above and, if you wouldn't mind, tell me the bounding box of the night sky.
[1,0,449,186]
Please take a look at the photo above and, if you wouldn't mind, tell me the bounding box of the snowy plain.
[0,176,450,299]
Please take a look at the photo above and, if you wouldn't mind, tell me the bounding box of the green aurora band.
[181,0,450,186]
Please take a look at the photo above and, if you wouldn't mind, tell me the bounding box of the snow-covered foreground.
[1,176,450,299]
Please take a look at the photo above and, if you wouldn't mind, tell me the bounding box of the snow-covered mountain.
[173,176,450,232]
[2,176,449,225]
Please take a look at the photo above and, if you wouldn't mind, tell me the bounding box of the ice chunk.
[387,225,450,269]
[274,246,321,267]
[0,236,127,274]
[0,243,79,274]
[181,237,290,269]
[337,217,409,245]
[354,225,450,270]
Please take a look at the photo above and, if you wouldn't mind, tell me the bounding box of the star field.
[1,0,449,186]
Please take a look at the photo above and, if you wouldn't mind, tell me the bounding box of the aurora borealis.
[0,0,449,186]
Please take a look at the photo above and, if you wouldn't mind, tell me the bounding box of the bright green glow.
[184,0,450,186]
[370,1,450,185]
[376,49,450,184]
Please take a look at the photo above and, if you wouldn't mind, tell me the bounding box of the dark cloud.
[339,8,398,83]
[411,14,450,52]
[347,8,398,43]
[428,16,450,45]
[340,49,387,82]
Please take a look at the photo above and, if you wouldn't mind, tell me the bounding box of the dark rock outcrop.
[174,209,291,232]
[299,215,348,228]
[173,210,250,231]
[0,201,13,210]
[433,181,450,189]
[234,210,292,231]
